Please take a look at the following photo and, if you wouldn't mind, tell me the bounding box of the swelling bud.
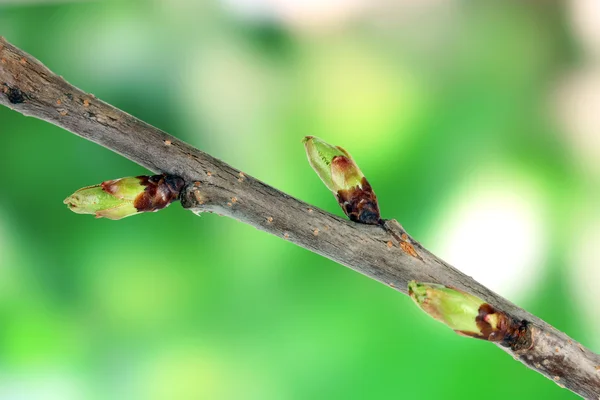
[408,281,532,350]
[303,136,380,224]
[408,281,484,336]
[64,174,185,220]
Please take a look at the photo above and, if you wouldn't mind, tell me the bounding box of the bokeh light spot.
[428,167,549,300]
[219,0,370,30]
[0,371,85,400]
[554,67,600,177]
[301,43,422,152]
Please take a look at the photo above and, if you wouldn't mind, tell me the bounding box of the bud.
[408,281,532,350]
[303,136,380,224]
[64,175,185,220]
[408,281,484,336]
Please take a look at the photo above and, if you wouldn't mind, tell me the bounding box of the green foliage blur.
[1,1,598,399]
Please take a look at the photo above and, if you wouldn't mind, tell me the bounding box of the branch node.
[2,83,26,104]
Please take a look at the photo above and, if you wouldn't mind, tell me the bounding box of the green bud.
[408,281,485,337]
[408,281,532,350]
[303,136,362,193]
[64,182,138,220]
[64,175,185,220]
[303,136,380,224]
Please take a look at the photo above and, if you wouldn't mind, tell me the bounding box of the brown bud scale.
[136,175,184,212]
[336,177,381,225]
[459,303,532,351]
[102,174,185,213]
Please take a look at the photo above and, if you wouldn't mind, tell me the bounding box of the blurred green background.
[1,0,599,399]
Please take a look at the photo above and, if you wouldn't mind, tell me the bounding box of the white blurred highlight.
[554,67,600,177]
[180,42,285,175]
[429,168,548,300]
[568,0,600,59]
[219,0,370,30]
[0,372,85,400]
[61,14,156,84]
[568,206,600,350]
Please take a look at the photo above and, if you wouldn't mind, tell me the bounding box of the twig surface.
[1,37,599,398]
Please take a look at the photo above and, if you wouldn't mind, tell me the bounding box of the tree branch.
[1,37,599,398]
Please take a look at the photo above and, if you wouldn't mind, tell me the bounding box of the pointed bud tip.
[303,136,365,191]
[63,194,83,214]
[63,183,138,220]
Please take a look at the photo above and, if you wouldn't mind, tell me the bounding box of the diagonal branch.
[1,37,599,398]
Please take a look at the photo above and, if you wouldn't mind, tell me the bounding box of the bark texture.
[1,37,599,398]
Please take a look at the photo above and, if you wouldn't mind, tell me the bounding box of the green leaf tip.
[303,136,380,225]
[408,281,533,350]
[64,174,185,220]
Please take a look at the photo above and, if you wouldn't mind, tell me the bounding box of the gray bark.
[1,37,599,399]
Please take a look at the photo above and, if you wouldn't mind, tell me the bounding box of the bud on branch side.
[303,136,381,225]
[64,175,185,220]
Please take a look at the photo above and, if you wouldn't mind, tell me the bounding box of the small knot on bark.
[502,319,533,352]
[2,84,26,104]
